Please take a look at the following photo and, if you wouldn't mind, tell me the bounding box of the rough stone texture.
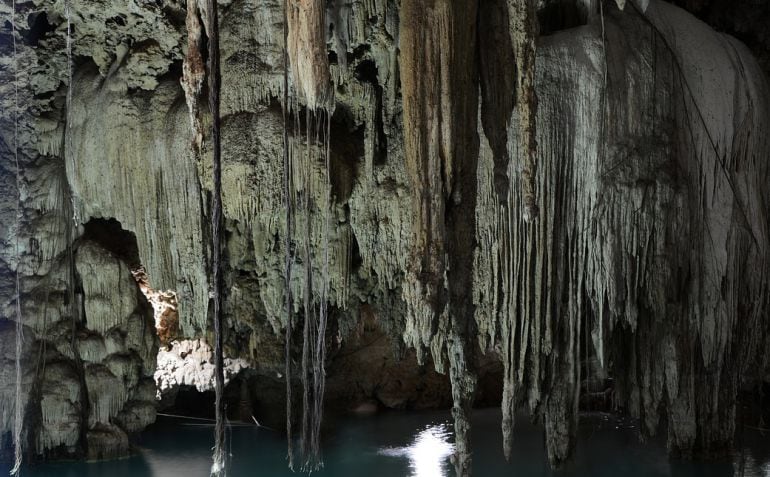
[0,239,157,461]
[0,0,769,470]
[287,0,333,110]
[155,338,248,400]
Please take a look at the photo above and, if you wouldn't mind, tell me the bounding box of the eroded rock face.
[0,240,157,461]
[1,0,769,470]
[155,338,248,402]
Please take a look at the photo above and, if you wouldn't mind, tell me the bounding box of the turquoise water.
[4,409,770,476]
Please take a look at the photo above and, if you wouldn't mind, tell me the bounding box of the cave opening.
[81,218,179,346]
[537,0,588,35]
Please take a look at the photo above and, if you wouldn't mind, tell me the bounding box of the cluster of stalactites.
[474,0,770,468]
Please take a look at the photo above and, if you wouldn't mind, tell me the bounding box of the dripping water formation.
[1,0,770,476]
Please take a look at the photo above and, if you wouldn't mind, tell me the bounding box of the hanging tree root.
[181,0,226,474]
[283,0,334,471]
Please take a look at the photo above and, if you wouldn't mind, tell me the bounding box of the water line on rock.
[9,0,24,473]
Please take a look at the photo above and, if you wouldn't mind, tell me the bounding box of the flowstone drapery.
[473,1,770,466]
[0,0,768,474]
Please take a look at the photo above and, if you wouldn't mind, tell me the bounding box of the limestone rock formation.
[155,338,248,401]
[1,0,768,472]
[0,239,157,461]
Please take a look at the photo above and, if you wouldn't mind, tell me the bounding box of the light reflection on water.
[378,423,455,477]
[2,409,769,476]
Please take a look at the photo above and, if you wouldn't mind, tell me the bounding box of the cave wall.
[0,0,769,468]
[0,236,158,461]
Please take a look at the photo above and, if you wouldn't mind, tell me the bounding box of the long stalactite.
[399,0,480,474]
[281,0,295,469]
[180,0,226,474]
[508,0,539,221]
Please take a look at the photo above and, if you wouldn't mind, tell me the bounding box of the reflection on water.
[379,423,455,477]
[737,452,770,477]
[2,409,769,476]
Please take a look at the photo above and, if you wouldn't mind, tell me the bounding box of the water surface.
[5,409,769,476]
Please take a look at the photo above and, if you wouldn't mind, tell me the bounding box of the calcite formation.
[286,0,333,111]
[155,339,248,400]
[399,0,480,473]
[0,0,768,472]
[0,239,158,461]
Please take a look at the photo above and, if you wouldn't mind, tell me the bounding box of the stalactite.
[478,0,516,205]
[508,0,539,221]
[286,0,333,111]
[207,0,226,474]
[10,0,24,473]
[399,0,480,474]
[64,0,79,345]
[182,0,207,153]
[181,0,226,474]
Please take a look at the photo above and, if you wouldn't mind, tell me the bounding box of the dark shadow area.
[537,0,588,36]
[81,218,141,269]
[24,11,56,47]
[354,59,387,166]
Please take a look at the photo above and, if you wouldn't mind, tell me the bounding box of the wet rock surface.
[0,0,769,470]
